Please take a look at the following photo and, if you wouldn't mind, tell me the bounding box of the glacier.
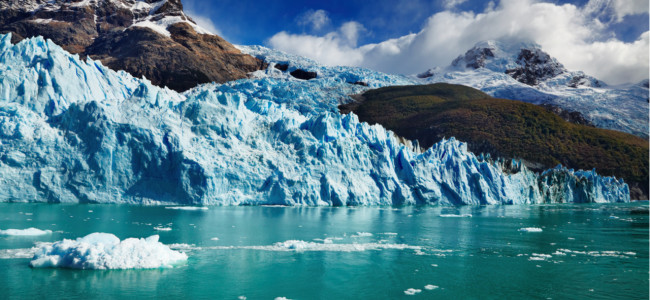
[0,34,630,205]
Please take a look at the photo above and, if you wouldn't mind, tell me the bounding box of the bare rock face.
[0,0,266,92]
[505,48,566,86]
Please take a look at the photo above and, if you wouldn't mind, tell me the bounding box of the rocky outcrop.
[505,48,566,85]
[0,0,266,91]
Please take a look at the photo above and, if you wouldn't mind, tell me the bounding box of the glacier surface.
[29,232,187,269]
[0,34,631,205]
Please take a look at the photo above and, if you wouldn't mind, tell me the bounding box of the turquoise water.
[0,203,647,299]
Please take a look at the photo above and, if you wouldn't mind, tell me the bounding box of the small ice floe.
[0,228,52,236]
[351,232,373,238]
[529,253,552,261]
[236,240,421,253]
[274,297,291,300]
[153,227,172,231]
[424,284,439,290]
[0,247,39,259]
[404,288,422,295]
[210,237,220,241]
[165,206,208,211]
[381,232,398,236]
[440,214,472,218]
[518,227,543,232]
[29,233,187,269]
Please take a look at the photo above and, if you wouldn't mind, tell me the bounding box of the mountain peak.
[448,40,568,86]
[0,0,266,92]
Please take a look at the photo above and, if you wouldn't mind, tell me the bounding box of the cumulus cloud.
[184,9,223,36]
[444,0,469,9]
[268,0,649,85]
[297,9,331,31]
[269,21,366,66]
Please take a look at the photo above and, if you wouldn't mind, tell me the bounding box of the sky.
[183,0,650,85]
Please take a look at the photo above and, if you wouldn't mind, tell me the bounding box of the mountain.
[416,40,649,138]
[0,0,266,92]
[0,35,630,205]
[339,83,649,200]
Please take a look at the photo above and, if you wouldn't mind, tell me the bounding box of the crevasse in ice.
[0,34,630,205]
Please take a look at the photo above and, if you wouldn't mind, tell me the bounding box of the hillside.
[0,0,266,92]
[340,83,649,199]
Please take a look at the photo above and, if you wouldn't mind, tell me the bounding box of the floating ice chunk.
[519,227,543,232]
[274,297,291,300]
[424,284,439,290]
[351,232,373,237]
[237,240,420,252]
[154,227,172,231]
[0,228,52,236]
[29,233,187,269]
[0,247,38,259]
[404,288,422,295]
[210,237,220,241]
[165,207,209,211]
[529,253,552,261]
[440,214,472,218]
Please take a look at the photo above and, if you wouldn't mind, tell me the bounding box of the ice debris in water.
[0,228,52,236]
[351,232,373,237]
[236,240,421,252]
[165,207,209,210]
[519,227,543,232]
[404,288,422,295]
[0,34,631,206]
[29,233,187,269]
[154,227,172,231]
[440,214,473,218]
[424,285,439,290]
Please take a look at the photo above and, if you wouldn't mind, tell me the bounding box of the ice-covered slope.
[417,41,649,138]
[0,35,630,205]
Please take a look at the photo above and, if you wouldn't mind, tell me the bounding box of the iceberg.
[0,228,52,236]
[0,34,631,205]
[29,232,187,269]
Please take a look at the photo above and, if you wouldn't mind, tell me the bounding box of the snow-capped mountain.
[417,40,648,138]
[0,0,266,91]
[0,34,630,205]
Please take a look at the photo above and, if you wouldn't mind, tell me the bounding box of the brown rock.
[0,0,266,92]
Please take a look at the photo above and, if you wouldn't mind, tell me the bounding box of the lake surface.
[0,203,647,299]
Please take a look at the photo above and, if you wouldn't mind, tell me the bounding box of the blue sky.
[183,0,649,84]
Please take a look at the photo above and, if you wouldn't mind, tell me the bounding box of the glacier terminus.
[0,34,631,205]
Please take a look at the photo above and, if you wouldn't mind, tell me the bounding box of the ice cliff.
[0,34,630,205]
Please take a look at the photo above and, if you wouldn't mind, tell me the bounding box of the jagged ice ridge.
[0,34,630,205]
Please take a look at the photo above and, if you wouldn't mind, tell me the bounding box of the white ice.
[29,233,187,269]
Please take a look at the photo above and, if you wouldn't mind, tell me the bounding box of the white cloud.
[269,22,366,66]
[297,9,331,31]
[612,0,650,21]
[444,0,468,9]
[268,0,649,85]
[184,10,222,37]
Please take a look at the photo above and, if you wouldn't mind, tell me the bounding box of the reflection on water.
[0,203,647,299]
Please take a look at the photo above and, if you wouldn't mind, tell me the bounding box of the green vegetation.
[340,83,649,199]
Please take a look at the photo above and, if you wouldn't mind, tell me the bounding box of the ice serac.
[0,35,630,205]
[419,40,649,138]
